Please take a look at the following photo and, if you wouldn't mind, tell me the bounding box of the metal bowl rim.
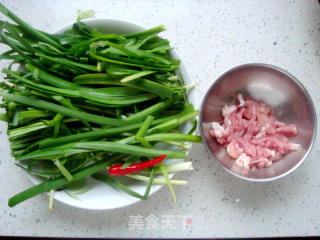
[199,63,317,182]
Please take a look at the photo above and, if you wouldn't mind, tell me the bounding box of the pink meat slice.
[210,94,299,169]
[276,124,298,136]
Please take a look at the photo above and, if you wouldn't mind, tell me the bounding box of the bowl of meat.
[200,63,317,181]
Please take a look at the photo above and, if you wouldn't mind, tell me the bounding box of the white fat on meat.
[211,122,228,138]
[235,153,251,170]
[238,93,245,107]
[289,143,300,151]
[251,158,272,168]
[255,123,270,138]
[227,140,243,159]
[222,105,237,117]
[267,148,276,158]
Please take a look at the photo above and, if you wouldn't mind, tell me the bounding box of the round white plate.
[27,18,198,210]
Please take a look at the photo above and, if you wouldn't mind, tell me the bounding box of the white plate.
[26,18,198,210]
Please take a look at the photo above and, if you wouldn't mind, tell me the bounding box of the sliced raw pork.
[209,94,299,170]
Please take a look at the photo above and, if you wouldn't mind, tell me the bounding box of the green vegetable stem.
[0,2,199,208]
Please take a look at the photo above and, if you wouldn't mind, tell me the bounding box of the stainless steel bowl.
[200,63,317,182]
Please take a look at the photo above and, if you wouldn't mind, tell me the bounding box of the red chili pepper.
[108,154,167,176]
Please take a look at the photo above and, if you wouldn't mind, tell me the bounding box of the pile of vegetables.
[0,3,200,209]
